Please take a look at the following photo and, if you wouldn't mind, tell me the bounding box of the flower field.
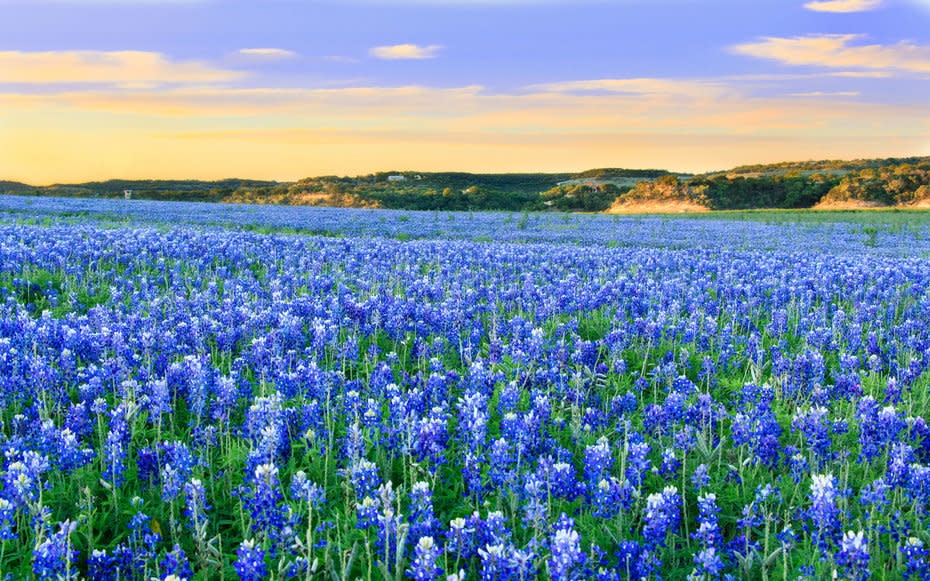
[3,198,930,580]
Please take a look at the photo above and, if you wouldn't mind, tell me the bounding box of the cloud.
[0,50,243,85]
[732,34,930,74]
[238,48,296,59]
[369,44,442,60]
[788,91,861,97]
[527,78,726,98]
[318,55,360,63]
[803,0,881,12]
[3,77,927,182]
[2,79,924,139]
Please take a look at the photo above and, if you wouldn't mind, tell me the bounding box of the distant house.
[387,175,406,182]
[123,189,133,200]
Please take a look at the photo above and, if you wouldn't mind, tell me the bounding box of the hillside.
[4,157,930,212]
[0,180,33,193]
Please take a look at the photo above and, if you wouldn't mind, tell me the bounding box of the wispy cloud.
[2,79,923,138]
[527,78,726,98]
[732,34,930,74]
[788,91,861,97]
[2,78,926,182]
[316,55,360,63]
[803,0,882,13]
[237,48,296,60]
[369,44,442,60]
[0,50,242,85]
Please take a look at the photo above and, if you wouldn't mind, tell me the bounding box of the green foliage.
[540,183,623,211]
[820,162,930,206]
[574,168,677,179]
[5,156,930,213]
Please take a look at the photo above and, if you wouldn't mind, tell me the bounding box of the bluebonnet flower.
[244,393,289,462]
[407,536,443,581]
[835,531,869,580]
[909,417,930,464]
[290,470,326,508]
[548,460,580,501]
[659,447,681,479]
[624,441,652,488]
[347,458,382,499]
[356,496,380,529]
[522,472,548,528]
[549,513,586,581]
[510,546,537,580]
[475,511,511,548]
[591,477,629,519]
[33,520,78,581]
[136,447,160,485]
[239,462,286,539]
[4,450,50,510]
[160,544,194,579]
[158,441,197,501]
[489,438,516,490]
[0,498,15,540]
[902,537,929,580]
[344,421,365,463]
[55,428,94,472]
[692,547,725,579]
[375,483,405,574]
[857,397,906,462]
[102,407,130,490]
[616,540,648,579]
[183,478,209,532]
[809,473,841,548]
[478,543,516,581]
[792,406,848,464]
[643,486,682,548]
[788,449,811,482]
[413,406,449,470]
[692,463,711,491]
[583,437,614,485]
[693,493,722,548]
[887,443,916,488]
[859,477,890,508]
[446,516,477,562]
[731,408,782,468]
[161,463,185,504]
[85,545,134,581]
[127,497,161,568]
[234,539,267,581]
[408,481,439,544]
[462,452,484,501]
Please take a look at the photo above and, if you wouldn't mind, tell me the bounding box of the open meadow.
[3,197,930,580]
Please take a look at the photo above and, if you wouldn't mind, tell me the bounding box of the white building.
[387,175,406,182]
[123,189,133,200]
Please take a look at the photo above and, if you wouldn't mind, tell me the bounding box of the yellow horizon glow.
[2,124,927,184]
[1,50,928,184]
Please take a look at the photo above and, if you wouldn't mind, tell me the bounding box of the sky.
[0,0,928,183]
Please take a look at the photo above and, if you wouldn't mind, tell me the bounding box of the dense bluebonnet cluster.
[3,194,930,254]
[0,199,929,579]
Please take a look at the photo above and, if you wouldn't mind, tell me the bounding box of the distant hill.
[4,157,930,212]
[612,157,930,212]
[717,156,930,178]
[0,180,34,193]
[574,168,675,179]
[60,178,280,194]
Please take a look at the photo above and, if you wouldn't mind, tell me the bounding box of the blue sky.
[0,0,928,182]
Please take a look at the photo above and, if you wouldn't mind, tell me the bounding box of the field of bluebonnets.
[4,196,930,581]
